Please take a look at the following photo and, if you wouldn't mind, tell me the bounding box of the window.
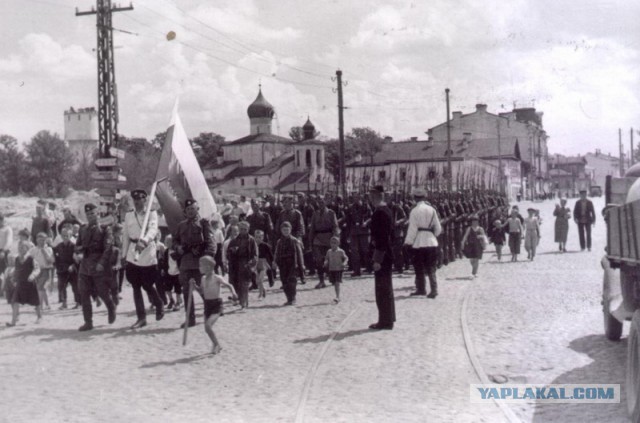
[241,178,245,186]
[67,115,71,121]
[378,170,386,180]
[296,151,300,167]
[316,150,321,167]
[305,149,312,167]
[77,115,81,121]
[254,178,258,185]
[399,169,406,181]
[316,174,321,182]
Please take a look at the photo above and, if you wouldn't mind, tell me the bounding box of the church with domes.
[203,87,328,196]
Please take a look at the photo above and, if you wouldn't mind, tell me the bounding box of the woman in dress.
[7,239,41,326]
[461,215,487,278]
[554,198,571,252]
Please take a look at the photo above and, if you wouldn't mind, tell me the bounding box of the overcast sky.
[1,0,638,156]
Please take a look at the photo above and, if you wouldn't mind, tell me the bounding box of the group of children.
[459,205,543,279]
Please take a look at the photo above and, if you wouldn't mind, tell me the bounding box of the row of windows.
[67,114,93,121]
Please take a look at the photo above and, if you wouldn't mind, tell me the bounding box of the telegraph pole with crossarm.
[76,1,133,159]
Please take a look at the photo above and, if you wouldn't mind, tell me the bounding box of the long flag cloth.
[155,105,218,234]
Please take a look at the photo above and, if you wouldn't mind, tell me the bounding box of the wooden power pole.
[631,127,635,167]
[336,70,346,197]
[620,128,625,176]
[497,119,503,195]
[445,88,452,192]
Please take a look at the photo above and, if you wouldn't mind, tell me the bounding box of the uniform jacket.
[370,205,393,270]
[309,207,339,246]
[404,201,442,248]
[346,202,372,236]
[75,222,113,276]
[173,216,216,270]
[276,209,305,240]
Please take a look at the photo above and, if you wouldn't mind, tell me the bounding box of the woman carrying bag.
[461,215,487,279]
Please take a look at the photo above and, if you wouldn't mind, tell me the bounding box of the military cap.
[280,221,292,228]
[370,185,384,194]
[184,198,197,208]
[282,195,293,201]
[579,189,587,193]
[84,203,98,212]
[413,188,427,197]
[527,207,536,212]
[131,189,148,200]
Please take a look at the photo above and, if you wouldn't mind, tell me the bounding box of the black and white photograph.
[0,0,639,422]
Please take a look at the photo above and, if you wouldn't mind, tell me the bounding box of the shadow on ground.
[293,328,372,344]
[531,334,628,423]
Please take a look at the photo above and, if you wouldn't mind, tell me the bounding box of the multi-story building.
[584,149,621,187]
[548,154,591,197]
[427,104,549,199]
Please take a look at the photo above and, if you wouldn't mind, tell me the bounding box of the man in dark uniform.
[75,203,116,331]
[309,195,339,289]
[388,198,407,274]
[297,194,316,276]
[172,199,216,328]
[368,186,395,330]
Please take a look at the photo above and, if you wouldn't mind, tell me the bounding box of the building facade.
[205,88,328,197]
[548,154,591,197]
[427,104,549,199]
[64,107,98,169]
[345,137,518,199]
[584,150,621,188]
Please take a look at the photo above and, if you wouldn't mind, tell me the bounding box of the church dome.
[247,88,275,119]
[302,117,315,132]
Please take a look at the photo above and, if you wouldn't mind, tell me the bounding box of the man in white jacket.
[404,189,442,298]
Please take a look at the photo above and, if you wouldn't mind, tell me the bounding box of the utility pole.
[445,88,452,192]
[497,119,503,195]
[620,128,625,176]
[335,70,346,197]
[76,0,133,158]
[631,127,635,167]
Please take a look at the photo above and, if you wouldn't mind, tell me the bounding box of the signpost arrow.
[91,171,120,180]
[94,158,118,168]
[110,148,125,159]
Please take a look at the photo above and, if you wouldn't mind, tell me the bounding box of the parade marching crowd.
[0,186,597,354]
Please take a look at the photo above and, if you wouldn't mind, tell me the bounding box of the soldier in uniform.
[122,189,165,329]
[75,203,116,331]
[172,199,216,328]
[309,195,339,289]
[368,186,395,330]
[405,189,442,298]
[297,194,316,276]
[388,198,407,274]
[346,193,372,277]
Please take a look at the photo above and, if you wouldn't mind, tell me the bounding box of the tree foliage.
[118,135,161,191]
[324,127,389,181]
[190,132,225,167]
[24,130,74,196]
[0,134,26,195]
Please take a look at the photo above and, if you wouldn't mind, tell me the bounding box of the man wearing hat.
[368,186,395,330]
[173,198,216,327]
[122,189,164,329]
[75,203,116,331]
[275,195,306,283]
[345,192,372,277]
[309,195,339,289]
[573,189,595,251]
[404,188,442,298]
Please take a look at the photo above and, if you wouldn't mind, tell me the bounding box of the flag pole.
[134,177,167,262]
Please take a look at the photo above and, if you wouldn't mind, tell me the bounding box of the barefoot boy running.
[197,256,237,354]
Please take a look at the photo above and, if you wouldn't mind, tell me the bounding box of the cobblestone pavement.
[468,197,629,423]
[0,197,627,422]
